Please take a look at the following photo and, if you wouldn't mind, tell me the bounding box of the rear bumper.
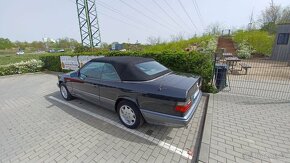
[140,91,202,127]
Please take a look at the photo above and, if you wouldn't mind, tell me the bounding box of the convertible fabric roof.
[90,56,170,81]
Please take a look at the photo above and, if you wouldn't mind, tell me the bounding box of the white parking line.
[49,96,192,160]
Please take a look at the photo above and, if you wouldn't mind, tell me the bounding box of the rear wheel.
[117,100,144,129]
[60,83,73,101]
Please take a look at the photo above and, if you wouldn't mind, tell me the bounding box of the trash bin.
[215,64,228,90]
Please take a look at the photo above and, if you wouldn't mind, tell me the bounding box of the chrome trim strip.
[74,88,115,103]
[100,96,115,103]
[74,88,99,98]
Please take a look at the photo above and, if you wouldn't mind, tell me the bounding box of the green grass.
[0,54,41,66]
[143,35,215,52]
[233,30,275,56]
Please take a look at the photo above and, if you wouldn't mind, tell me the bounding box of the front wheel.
[117,101,144,129]
[60,83,73,101]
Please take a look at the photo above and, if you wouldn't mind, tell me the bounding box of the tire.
[60,83,73,101]
[117,100,144,129]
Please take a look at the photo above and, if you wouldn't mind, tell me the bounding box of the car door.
[72,61,104,104]
[99,63,121,111]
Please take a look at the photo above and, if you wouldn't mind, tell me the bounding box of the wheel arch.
[114,97,139,112]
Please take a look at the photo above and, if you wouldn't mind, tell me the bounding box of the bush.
[74,45,91,53]
[233,30,274,56]
[200,37,217,54]
[0,59,43,76]
[143,35,216,52]
[236,40,255,59]
[0,54,40,66]
[39,51,214,92]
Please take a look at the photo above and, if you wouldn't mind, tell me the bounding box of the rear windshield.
[135,61,168,76]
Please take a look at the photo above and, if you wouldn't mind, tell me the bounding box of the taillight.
[175,100,192,113]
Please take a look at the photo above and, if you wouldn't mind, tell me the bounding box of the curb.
[192,93,210,163]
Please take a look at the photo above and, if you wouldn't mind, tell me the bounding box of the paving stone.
[0,73,206,163]
[199,93,290,163]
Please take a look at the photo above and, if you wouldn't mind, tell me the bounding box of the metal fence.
[213,54,290,100]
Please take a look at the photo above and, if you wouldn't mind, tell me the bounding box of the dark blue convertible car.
[58,56,202,129]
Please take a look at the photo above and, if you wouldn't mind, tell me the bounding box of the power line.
[191,0,205,30]
[95,1,158,35]
[163,0,192,32]
[119,0,176,33]
[177,0,198,31]
[97,10,155,36]
[67,0,158,39]
[133,0,177,29]
[152,0,187,31]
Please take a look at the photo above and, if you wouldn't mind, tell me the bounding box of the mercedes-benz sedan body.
[57,56,202,129]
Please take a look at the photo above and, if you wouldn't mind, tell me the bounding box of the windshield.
[135,61,168,76]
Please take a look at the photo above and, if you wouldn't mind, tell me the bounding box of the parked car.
[16,51,24,55]
[57,56,202,129]
[58,49,65,52]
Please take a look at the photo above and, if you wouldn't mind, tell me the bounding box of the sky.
[0,0,289,44]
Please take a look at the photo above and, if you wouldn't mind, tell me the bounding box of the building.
[111,42,124,51]
[271,24,290,61]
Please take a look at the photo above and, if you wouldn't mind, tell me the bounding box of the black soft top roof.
[90,56,170,81]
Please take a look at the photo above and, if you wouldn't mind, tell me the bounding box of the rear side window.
[101,63,120,81]
[135,61,168,75]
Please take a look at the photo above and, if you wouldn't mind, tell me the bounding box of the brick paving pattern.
[199,93,290,163]
[0,73,204,163]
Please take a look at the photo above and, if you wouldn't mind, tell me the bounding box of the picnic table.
[222,53,233,58]
[225,57,241,71]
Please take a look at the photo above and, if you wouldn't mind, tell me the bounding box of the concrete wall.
[271,24,290,61]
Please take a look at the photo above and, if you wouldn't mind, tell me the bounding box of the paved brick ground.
[199,93,290,163]
[0,73,205,163]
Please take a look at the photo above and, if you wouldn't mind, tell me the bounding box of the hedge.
[0,59,43,76]
[39,51,214,92]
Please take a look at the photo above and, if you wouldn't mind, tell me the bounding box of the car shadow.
[44,91,174,145]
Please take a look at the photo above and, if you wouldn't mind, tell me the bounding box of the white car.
[16,51,24,55]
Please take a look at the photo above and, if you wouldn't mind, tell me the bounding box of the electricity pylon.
[76,0,101,47]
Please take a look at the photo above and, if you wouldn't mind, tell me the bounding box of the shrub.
[39,51,214,92]
[0,54,40,66]
[200,37,218,54]
[0,59,43,76]
[143,35,216,52]
[233,30,274,56]
[74,45,91,53]
[237,40,255,59]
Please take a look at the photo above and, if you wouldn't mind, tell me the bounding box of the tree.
[57,38,80,49]
[146,36,162,45]
[99,42,110,50]
[261,3,282,24]
[31,41,45,50]
[73,45,90,53]
[0,38,14,49]
[260,22,277,34]
[170,33,184,42]
[14,41,29,50]
[206,23,224,35]
[259,1,290,34]
[280,6,290,23]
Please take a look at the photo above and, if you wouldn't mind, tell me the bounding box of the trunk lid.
[153,72,201,101]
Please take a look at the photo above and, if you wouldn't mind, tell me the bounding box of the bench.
[239,63,251,75]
